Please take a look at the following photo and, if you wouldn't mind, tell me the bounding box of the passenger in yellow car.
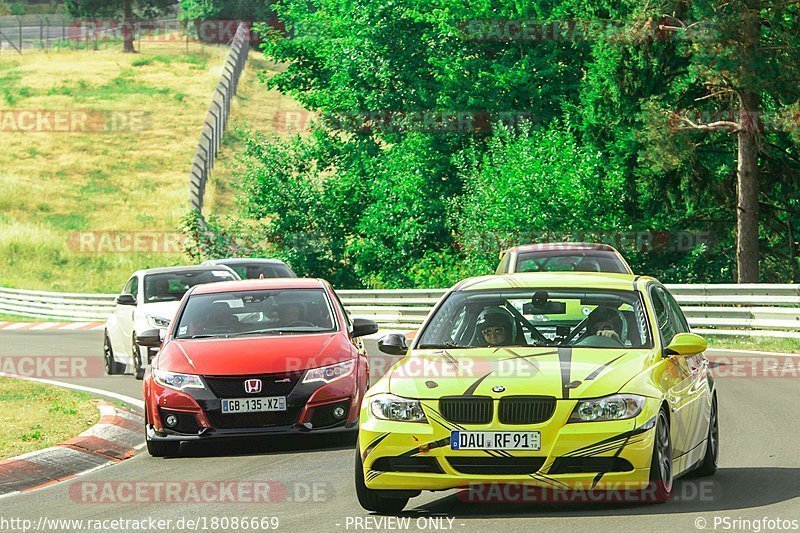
[475,309,516,347]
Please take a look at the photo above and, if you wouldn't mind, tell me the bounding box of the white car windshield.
[143,270,236,303]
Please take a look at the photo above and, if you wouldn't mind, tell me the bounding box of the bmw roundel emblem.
[492,385,506,393]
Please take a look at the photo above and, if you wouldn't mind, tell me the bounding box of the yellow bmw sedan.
[356,273,718,513]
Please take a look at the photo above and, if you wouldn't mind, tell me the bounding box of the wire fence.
[188,21,250,216]
[0,17,236,54]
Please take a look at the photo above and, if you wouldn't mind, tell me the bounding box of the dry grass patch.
[0,40,229,292]
[0,39,304,293]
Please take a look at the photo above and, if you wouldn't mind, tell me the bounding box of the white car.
[103,265,239,379]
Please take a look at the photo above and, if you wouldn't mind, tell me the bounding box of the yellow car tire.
[691,394,719,477]
[649,409,673,503]
[354,446,409,514]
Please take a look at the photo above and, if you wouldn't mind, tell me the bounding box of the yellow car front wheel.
[354,445,410,514]
[649,409,673,502]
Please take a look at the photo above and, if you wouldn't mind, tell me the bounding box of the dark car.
[202,258,296,279]
[496,242,633,275]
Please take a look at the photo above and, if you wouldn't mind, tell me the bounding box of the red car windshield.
[174,289,338,339]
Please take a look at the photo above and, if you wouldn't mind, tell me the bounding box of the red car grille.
[203,371,304,398]
[205,408,302,429]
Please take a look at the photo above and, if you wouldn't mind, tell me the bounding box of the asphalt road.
[0,329,798,533]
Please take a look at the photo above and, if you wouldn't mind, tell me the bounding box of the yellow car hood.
[387,347,657,400]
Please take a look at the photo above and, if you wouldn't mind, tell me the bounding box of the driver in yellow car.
[586,306,624,344]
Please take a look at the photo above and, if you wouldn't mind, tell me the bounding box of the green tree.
[65,0,173,53]
[647,0,800,281]
[202,0,800,287]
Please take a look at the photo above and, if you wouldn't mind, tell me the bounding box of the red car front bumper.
[144,362,366,441]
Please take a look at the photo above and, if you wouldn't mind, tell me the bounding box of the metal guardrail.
[188,21,250,215]
[1,284,798,338]
[337,285,800,338]
[0,287,116,322]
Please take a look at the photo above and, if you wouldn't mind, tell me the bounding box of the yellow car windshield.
[416,288,652,350]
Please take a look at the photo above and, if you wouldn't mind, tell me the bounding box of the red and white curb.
[0,322,105,331]
[0,401,144,497]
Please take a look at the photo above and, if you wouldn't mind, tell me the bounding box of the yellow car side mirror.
[665,332,708,356]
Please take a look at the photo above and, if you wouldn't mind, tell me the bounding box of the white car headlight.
[302,360,355,384]
[370,394,427,423]
[153,369,204,391]
[147,315,171,329]
[569,394,645,422]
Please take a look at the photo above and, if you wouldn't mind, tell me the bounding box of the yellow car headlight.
[370,394,427,423]
[569,394,645,422]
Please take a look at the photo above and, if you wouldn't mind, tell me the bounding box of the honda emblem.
[244,379,262,394]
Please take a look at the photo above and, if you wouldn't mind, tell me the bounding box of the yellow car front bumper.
[359,397,660,492]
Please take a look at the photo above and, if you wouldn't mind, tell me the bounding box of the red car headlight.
[153,369,205,391]
[302,360,355,384]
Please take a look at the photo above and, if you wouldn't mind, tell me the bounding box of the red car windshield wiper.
[177,333,229,339]
[227,328,322,337]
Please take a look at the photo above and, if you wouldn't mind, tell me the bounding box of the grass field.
[0,377,98,459]
[0,37,302,294]
[705,335,800,354]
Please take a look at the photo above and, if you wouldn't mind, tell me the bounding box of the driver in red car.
[277,302,304,326]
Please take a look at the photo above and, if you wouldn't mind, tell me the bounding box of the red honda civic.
[140,278,378,456]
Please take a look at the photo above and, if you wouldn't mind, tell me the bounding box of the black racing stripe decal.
[361,432,390,461]
[557,347,573,399]
[570,436,647,458]
[427,408,466,431]
[463,372,493,396]
[530,472,570,489]
[499,348,558,369]
[591,420,637,489]
[442,350,459,366]
[500,348,541,372]
[564,417,656,457]
[583,353,627,381]
[483,449,506,458]
[564,434,647,458]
